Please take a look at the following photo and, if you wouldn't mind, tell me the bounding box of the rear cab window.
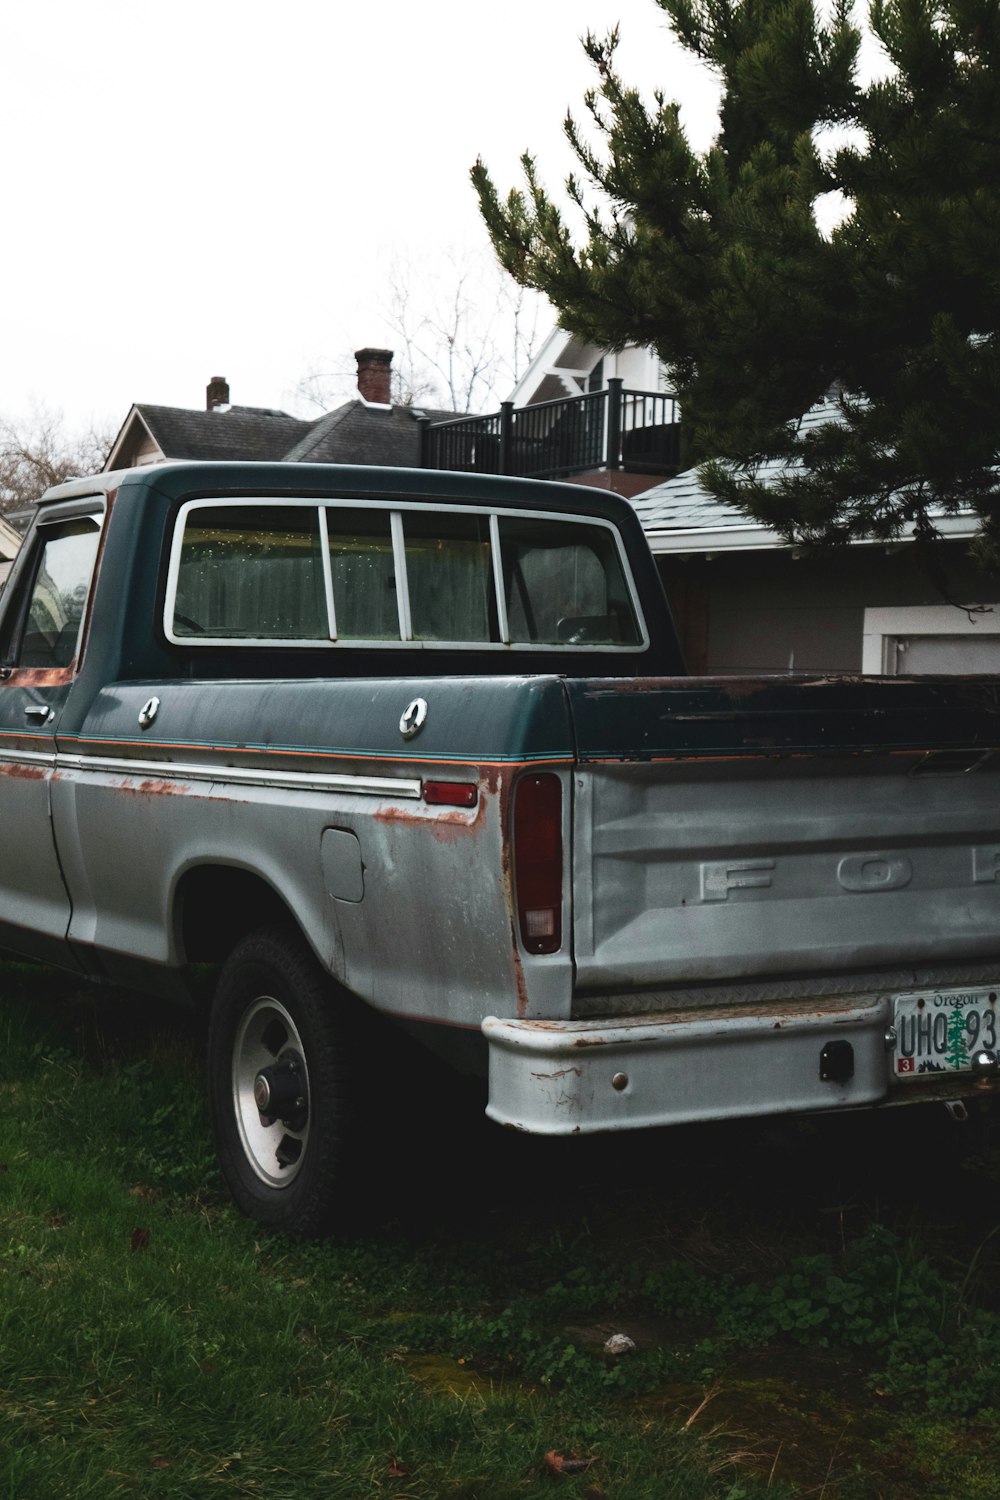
[164,497,647,653]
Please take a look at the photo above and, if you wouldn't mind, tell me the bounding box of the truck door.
[0,502,103,964]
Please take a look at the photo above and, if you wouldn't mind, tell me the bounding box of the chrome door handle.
[23,705,53,725]
[138,695,160,729]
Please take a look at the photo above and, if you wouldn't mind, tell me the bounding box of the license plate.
[892,987,999,1078]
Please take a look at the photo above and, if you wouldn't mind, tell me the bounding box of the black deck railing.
[419,378,682,481]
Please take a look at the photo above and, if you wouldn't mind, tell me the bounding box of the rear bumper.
[483,995,895,1134]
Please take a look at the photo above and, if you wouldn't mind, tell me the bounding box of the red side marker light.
[423,781,478,808]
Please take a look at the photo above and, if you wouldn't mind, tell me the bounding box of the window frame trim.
[162,495,649,653]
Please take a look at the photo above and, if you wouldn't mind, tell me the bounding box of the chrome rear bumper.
[483,995,892,1134]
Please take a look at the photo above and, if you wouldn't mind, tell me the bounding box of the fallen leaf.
[130,1228,151,1252]
[151,1456,171,1469]
[386,1455,412,1477]
[544,1450,593,1476]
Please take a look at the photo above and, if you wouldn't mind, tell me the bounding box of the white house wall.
[509,332,669,406]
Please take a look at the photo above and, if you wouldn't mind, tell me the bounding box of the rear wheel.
[207,925,358,1237]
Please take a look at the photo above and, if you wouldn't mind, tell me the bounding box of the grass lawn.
[2,959,1000,1498]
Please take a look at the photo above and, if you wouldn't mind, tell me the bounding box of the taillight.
[513,772,563,955]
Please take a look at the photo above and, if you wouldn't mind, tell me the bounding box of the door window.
[15,518,101,669]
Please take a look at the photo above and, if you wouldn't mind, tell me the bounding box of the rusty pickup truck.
[2,460,1000,1233]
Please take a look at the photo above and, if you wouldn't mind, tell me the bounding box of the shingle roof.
[136,405,314,463]
[126,398,458,470]
[631,397,841,548]
[631,395,982,552]
[284,401,457,467]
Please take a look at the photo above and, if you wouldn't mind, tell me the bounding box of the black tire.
[207,924,359,1237]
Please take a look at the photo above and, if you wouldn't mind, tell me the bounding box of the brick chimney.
[206,375,230,410]
[355,348,393,406]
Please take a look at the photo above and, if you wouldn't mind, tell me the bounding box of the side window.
[173,506,326,641]
[12,518,101,669]
[499,516,642,646]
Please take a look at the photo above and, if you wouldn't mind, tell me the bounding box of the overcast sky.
[0,1,721,436]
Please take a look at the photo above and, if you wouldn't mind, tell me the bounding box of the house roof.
[632,466,786,552]
[632,397,980,553]
[125,404,314,463]
[0,512,21,562]
[284,401,457,466]
[506,326,603,407]
[105,396,458,473]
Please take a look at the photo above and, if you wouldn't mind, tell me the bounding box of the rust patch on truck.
[584,675,684,696]
[483,765,504,797]
[373,797,486,842]
[135,778,194,797]
[106,776,229,801]
[493,765,531,1019]
[0,761,47,780]
[104,776,192,797]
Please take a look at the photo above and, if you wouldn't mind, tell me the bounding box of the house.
[100,328,999,677]
[633,400,1000,676]
[423,333,1000,676]
[104,329,682,495]
[0,512,23,587]
[419,329,682,493]
[104,350,458,473]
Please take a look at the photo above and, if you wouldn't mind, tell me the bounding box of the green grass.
[0,966,777,1499]
[3,959,1000,1497]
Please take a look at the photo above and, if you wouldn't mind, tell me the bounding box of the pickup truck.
[2,459,1000,1235]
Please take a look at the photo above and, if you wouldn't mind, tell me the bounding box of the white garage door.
[863,605,1000,674]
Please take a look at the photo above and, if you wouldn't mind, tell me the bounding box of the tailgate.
[566,675,1000,1001]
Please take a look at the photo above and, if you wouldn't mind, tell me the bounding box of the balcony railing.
[419,378,681,481]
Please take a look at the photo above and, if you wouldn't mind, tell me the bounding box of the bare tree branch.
[383,248,547,413]
[292,250,549,417]
[0,406,113,518]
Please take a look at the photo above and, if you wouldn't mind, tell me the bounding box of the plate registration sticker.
[892,988,999,1078]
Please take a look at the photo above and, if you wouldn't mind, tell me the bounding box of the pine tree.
[472,0,1000,556]
[945,1006,970,1070]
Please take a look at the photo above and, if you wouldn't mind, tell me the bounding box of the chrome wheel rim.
[232,996,311,1187]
